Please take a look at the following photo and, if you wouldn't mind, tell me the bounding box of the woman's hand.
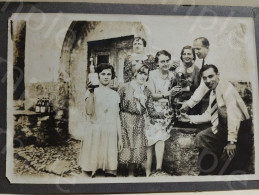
[172,60,180,70]
[163,86,182,97]
[87,81,94,93]
[118,138,123,152]
[164,110,173,119]
[170,86,182,96]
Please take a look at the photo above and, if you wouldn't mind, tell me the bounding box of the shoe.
[91,171,96,178]
[83,171,91,177]
[105,173,116,177]
[156,169,162,173]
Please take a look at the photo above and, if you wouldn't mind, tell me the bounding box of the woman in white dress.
[146,50,181,176]
[80,63,123,177]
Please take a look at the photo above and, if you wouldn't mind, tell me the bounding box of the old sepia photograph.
[6,13,259,184]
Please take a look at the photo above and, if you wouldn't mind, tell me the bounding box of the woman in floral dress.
[176,45,200,99]
[174,45,201,115]
[146,50,181,176]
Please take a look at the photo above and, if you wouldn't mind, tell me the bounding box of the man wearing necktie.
[180,64,253,175]
[193,37,210,68]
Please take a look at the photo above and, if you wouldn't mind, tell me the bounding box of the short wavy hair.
[132,63,149,81]
[155,50,171,64]
[200,64,218,77]
[180,45,196,61]
[96,63,116,79]
[133,37,147,47]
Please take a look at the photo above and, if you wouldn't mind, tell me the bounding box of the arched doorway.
[59,21,146,138]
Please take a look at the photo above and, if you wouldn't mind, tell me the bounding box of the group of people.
[79,36,253,177]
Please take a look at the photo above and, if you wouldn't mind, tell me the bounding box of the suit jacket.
[189,79,250,142]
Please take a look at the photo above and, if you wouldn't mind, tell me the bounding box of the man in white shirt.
[181,64,253,175]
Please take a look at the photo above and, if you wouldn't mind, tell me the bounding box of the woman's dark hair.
[96,63,116,79]
[200,64,218,77]
[133,37,147,47]
[180,45,196,61]
[155,50,171,64]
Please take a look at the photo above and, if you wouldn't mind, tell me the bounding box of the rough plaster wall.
[23,15,71,84]
[214,22,251,82]
[144,17,255,82]
[12,20,26,100]
[66,21,144,138]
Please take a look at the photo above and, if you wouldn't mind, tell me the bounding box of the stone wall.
[18,82,69,144]
[14,112,60,147]
[25,81,68,111]
[162,81,254,175]
[164,128,199,176]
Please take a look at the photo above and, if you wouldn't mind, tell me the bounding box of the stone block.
[164,128,199,176]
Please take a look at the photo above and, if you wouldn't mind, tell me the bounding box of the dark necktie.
[202,58,205,67]
[210,90,218,134]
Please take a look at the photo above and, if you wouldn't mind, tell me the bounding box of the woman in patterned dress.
[123,37,156,83]
[80,63,123,177]
[118,63,161,177]
[174,45,201,115]
[175,45,200,99]
[146,50,181,176]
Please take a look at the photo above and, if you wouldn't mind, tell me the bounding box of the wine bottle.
[35,98,41,113]
[46,98,51,113]
[40,97,46,113]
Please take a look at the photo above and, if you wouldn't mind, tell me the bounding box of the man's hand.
[224,143,237,158]
[179,113,190,123]
[180,102,190,113]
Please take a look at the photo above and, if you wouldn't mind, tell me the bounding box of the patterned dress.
[118,81,161,165]
[123,53,156,83]
[175,63,201,100]
[175,63,202,115]
[146,69,175,146]
[80,87,121,172]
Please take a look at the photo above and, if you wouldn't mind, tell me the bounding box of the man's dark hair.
[155,50,171,64]
[96,63,116,79]
[133,37,147,47]
[200,64,218,77]
[194,37,210,48]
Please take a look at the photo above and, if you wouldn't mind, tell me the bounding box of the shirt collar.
[214,79,222,94]
[130,80,145,91]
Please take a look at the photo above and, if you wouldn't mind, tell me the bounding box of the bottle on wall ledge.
[40,97,46,113]
[46,97,51,113]
[35,98,41,113]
